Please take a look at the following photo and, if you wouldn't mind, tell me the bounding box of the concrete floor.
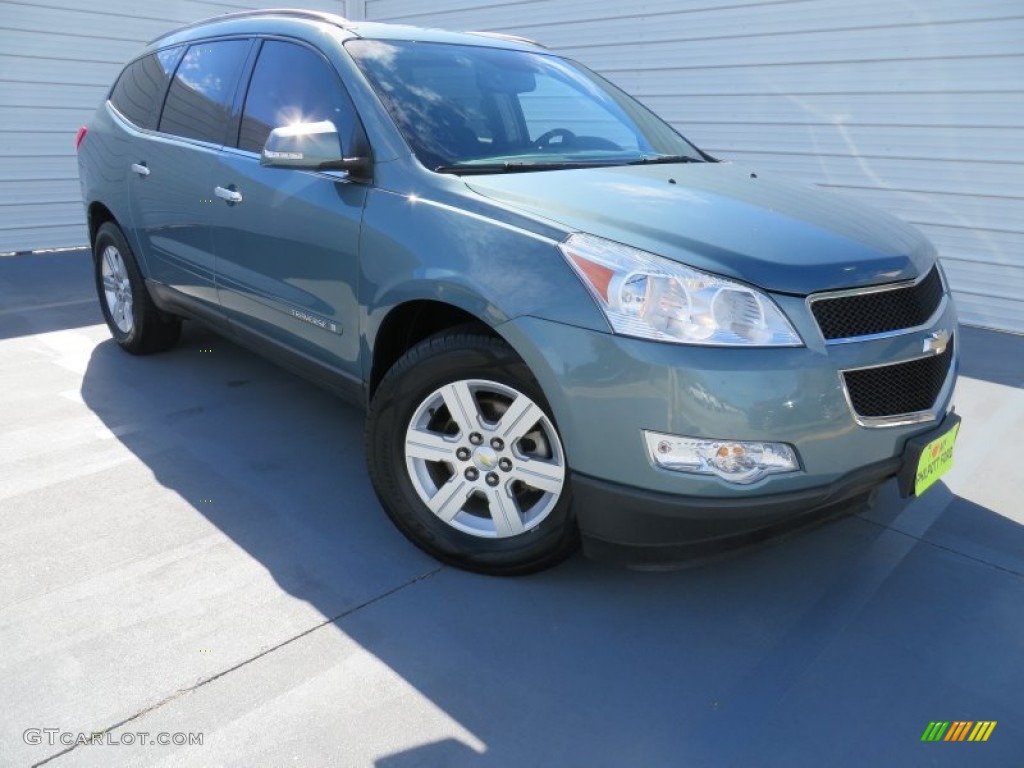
[1,249,1022,767]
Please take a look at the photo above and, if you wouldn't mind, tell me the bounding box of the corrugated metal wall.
[365,0,1024,333]
[2,1,1021,332]
[0,0,347,254]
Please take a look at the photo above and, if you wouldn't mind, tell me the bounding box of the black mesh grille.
[843,337,953,419]
[812,266,944,341]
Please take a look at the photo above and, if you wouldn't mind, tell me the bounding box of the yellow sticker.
[915,422,960,496]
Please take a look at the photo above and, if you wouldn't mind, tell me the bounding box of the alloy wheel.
[100,245,133,334]
[404,379,566,539]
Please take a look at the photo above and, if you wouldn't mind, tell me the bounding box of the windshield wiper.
[435,160,618,175]
[627,154,704,166]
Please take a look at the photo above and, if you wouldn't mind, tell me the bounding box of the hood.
[465,163,934,295]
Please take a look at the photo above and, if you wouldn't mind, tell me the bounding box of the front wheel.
[367,331,578,575]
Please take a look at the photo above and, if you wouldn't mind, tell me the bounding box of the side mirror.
[260,120,368,175]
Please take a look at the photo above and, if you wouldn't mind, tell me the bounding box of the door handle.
[214,186,242,204]
[131,163,150,177]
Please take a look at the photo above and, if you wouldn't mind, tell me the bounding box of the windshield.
[345,39,704,173]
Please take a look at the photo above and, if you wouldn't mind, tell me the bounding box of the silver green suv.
[77,10,961,574]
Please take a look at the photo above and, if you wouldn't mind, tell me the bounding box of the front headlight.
[559,233,802,346]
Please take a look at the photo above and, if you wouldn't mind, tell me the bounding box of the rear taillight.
[74,126,88,152]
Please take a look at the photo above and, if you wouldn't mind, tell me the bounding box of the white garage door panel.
[0,2,180,39]
[0,0,346,253]
[833,188,1022,235]
[950,295,1024,334]
[720,154,1024,200]
[943,260,1024,300]
[367,0,540,23]
[3,83,108,111]
[922,226,1024,264]
[193,0,285,11]
[1,133,82,157]
[0,29,141,63]
[695,125,1024,166]
[0,180,80,207]
[0,226,85,254]
[624,0,1016,36]
[1,156,78,182]
[365,0,721,20]
[0,202,83,231]
[614,57,1024,98]
[5,0,186,19]
[11,0,294,17]
[647,93,1019,129]
[0,55,121,86]
[568,19,1023,71]
[950,294,1024,333]
[0,108,85,133]
[370,0,1022,29]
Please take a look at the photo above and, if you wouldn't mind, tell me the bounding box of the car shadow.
[77,320,1024,767]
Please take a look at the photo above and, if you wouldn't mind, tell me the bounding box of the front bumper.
[572,460,893,566]
[573,412,959,566]
[500,309,958,488]
[497,305,958,564]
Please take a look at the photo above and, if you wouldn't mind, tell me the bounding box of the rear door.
[210,38,367,380]
[129,39,253,309]
[106,46,181,273]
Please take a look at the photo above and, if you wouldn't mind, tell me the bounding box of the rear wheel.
[94,222,180,354]
[367,330,578,575]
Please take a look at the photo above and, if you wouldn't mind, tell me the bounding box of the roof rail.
[467,31,546,48]
[149,8,351,44]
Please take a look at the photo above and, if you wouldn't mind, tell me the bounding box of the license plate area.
[897,413,961,498]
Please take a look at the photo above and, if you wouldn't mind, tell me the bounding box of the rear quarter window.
[108,47,181,130]
[158,40,251,144]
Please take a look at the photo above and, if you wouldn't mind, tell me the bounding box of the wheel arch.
[87,202,117,252]
[368,299,500,400]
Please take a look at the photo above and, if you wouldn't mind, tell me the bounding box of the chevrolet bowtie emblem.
[923,329,951,356]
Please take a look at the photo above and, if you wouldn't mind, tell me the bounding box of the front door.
[210,39,366,379]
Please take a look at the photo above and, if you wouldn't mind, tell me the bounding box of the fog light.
[643,431,799,485]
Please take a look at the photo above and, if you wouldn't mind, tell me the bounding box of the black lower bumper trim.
[573,457,903,568]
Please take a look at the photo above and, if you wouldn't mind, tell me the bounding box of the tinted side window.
[238,40,356,153]
[109,47,181,130]
[159,41,250,144]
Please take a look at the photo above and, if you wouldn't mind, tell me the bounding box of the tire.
[367,330,578,575]
[94,221,181,354]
